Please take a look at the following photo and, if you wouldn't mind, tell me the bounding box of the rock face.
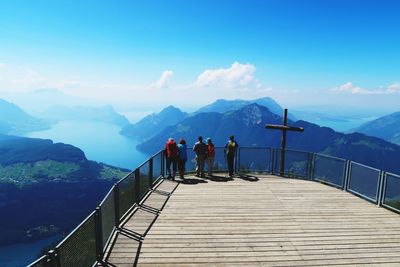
[138,104,400,174]
[120,105,188,139]
[356,111,400,145]
[0,135,128,245]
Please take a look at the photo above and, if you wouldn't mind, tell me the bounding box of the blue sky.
[0,0,399,111]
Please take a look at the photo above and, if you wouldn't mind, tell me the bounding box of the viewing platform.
[104,175,400,266]
[29,147,400,267]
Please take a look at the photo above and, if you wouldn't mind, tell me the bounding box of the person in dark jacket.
[193,136,207,177]
[165,137,178,180]
[224,135,239,177]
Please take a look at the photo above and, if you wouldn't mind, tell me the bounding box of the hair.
[179,138,186,145]
[229,135,234,140]
[198,136,203,141]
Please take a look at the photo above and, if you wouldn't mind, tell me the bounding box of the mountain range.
[120,97,291,140]
[0,135,128,245]
[121,105,188,139]
[137,104,400,174]
[194,97,292,119]
[39,105,131,127]
[0,99,50,135]
[355,111,400,145]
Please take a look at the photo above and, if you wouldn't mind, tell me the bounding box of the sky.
[0,0,399,114]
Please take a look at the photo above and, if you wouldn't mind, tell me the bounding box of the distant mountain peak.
[356,111,400,145]
[194,97,292,119]
[120,105,188,139]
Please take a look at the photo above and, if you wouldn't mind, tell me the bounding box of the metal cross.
[266,109,304,176]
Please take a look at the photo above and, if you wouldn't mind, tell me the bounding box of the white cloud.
[0,63,6,69]
[331,81,400,95]
[153,70,174,88]
[195,62,257,89]
[387,83,400,93]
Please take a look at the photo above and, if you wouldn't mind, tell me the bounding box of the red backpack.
[166,140,178,158]
[207,143,215,157]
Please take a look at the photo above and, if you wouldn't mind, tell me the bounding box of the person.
[192,136,207,177]
[206,138,215,176]
[165,137,178,180]
[177,138,187,179]
[225,135,239,177]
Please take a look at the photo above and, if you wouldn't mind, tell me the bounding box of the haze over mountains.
[355,111,400,145]
[121,105,188,139]
[0,98,131,136]
[0,99,50,135]
[39,105,130,127]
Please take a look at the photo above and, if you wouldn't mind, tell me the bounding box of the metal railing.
[28,150,164,267]
[29,146,400,267]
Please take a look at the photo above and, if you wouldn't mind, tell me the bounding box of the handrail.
[28,147,400,267]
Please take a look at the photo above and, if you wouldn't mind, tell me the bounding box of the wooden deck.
[102,174,400,266]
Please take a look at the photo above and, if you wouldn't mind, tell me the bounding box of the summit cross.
[266,108,304,176]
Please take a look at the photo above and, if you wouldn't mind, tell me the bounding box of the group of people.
[164,135,239,180]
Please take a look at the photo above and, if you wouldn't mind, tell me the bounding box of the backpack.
[227,141,237,156]
[207,144,215,157]
[166,140,178,158]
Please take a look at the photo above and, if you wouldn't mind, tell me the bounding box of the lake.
[0,120,149,267]
[24,120,150,169]
[0,235,61,267]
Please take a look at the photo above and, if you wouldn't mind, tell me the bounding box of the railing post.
[113,183,120,227]
[135,168,141,202]
[95,206,104,261]
[47,249,60,267]
[342,160,351,191]
[377,171,386,206]
[235,147,240,174]
[161,150,165,178]
[307,153,314,180]
[149,158,154,186]
[270,148,275,175]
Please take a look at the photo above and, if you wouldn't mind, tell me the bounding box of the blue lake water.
[0,235,61,267]
[0,120,149,266]
[24,120,149,169]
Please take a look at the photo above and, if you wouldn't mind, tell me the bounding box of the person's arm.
[193,143,196,151]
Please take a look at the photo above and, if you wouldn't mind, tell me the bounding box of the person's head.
[168,137,174,142]
[179,138,186,145]
[229,135,234,141]
[198,136,203,142]
[206,138,212,144]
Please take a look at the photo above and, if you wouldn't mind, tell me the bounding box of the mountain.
[0,99,50,134]
[194,97,294,119]
[120,97,289,140]
[0,135,128,245]
[121,105,188,139]
[39,105,130,127]
[355,111,400,145]
[138,104,400,174]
